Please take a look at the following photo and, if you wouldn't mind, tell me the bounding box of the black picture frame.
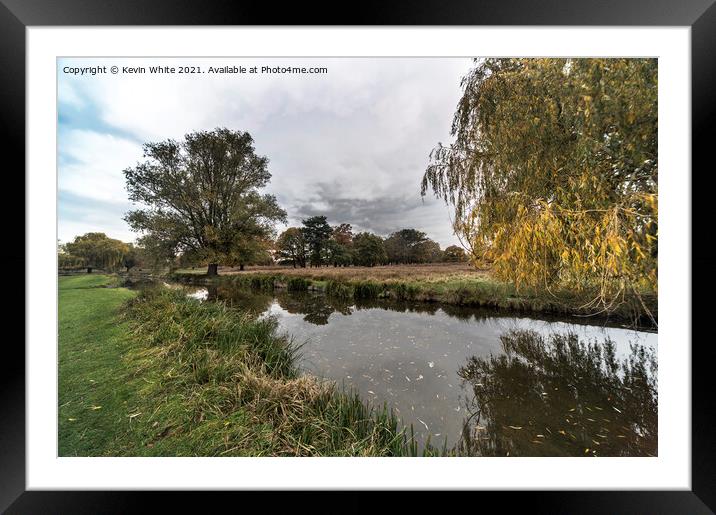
[3,0,714,512]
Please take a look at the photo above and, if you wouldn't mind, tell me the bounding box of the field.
[178,262,488,282]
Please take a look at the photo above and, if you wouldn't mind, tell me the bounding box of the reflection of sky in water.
[261,300,657,449]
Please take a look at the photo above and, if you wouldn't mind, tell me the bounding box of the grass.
[171,263,656,326]
[59,274,431,456]
[58,274,138,455]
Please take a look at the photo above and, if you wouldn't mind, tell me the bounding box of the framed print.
[3,0,715,511]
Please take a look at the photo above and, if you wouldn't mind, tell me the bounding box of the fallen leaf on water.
[68,418,76,421]
[91,406,102,410]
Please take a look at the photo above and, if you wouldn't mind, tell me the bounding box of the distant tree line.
[275,216,466,268]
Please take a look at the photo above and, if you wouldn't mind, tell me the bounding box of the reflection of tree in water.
[457,330,657,457]
[275,292,352,325]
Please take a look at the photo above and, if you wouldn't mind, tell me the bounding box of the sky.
[57,57,475,248]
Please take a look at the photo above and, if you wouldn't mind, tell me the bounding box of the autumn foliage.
[422,58,657,320]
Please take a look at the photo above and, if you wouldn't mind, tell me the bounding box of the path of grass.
[58,274,138,455]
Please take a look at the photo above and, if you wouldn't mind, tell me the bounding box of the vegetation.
[61,232,130,273]
[59,274,138,454]
[423,58,657,321]
[124,127,287,276]
[385,229,442,264]
[443,244,467,263]
[275,227,307,268]
[352,232,388,267]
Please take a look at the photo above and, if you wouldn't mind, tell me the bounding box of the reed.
[119,287,430,456]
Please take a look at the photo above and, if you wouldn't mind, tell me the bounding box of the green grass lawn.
[58,274,138,456]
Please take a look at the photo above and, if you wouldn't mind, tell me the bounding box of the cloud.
[58,129,143,204]
[57,57,474,247]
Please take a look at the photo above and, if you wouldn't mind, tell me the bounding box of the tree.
[422,58,657,320]
[122,244,140,272]
[64,232,129,273]
[301,216,332,267]
[135,233,177,271]
[352,232,387,267]
[443,244,467,262]
[275,227,307,268]
[327,223,354,267]
[58,242,86,270]
[412,239,442,263]
[124,128,287,276]
[384,229,441,264]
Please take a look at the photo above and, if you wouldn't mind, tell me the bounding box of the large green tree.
[301,216,332,267]
[124,128,286,276]
[327,223,354,267]
[352,232,387,267]
[63,232,129,273]
[422,58,657,319]
[384,229,441,264]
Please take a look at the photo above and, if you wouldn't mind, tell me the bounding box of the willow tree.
[124,128,286,276]
[63,232,129,273]
[422,58,657,320]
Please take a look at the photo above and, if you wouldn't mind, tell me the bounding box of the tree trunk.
[239,263,245,271]
[86,267,93,274]
[207,263,218,276]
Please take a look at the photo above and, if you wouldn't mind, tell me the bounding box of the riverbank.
[59,274,428,456]
[170,264,657,327]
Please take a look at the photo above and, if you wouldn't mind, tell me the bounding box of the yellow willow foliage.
[423,58,657,318]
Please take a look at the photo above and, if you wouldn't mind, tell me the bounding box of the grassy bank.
[59,275,428,456]
[170,264,657,326]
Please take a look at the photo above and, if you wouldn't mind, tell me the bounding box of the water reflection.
[457,330,657,456]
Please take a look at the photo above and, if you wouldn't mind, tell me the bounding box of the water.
[185,284,658,456]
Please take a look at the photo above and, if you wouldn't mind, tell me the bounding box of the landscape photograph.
[57,57,658,457]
